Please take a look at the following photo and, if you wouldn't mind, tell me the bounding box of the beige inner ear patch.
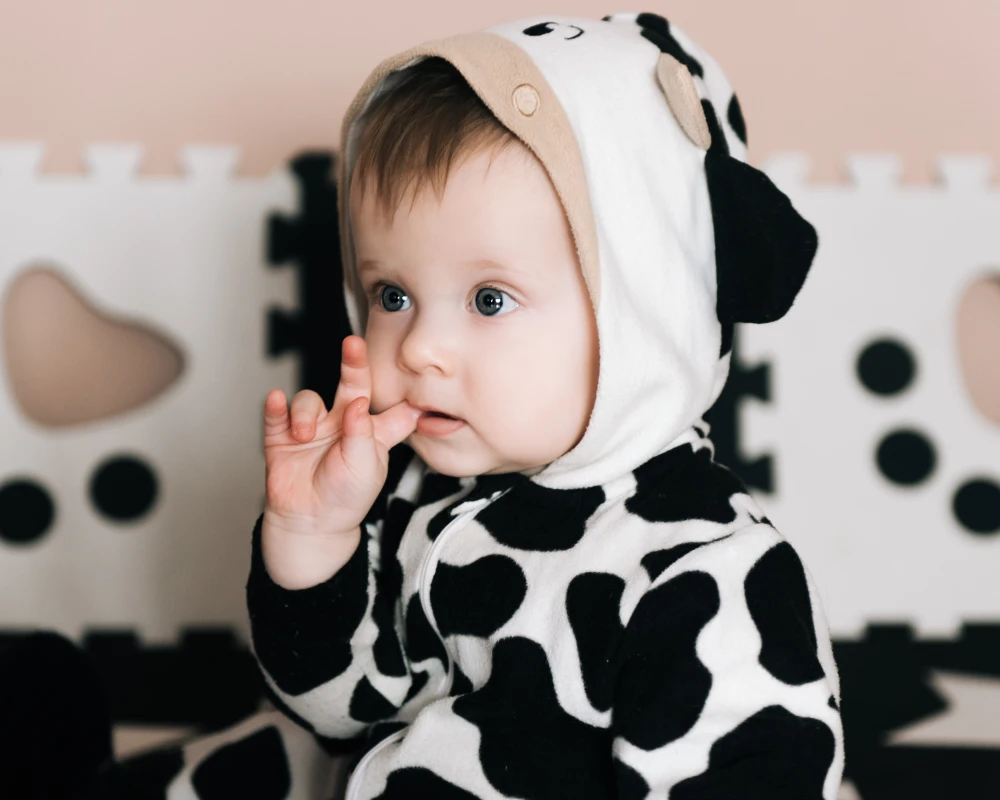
[956,271,1000,426]
[1,265,185,428]
[656,52,712,150]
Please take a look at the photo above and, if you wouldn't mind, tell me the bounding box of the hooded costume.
[145,11,845,800]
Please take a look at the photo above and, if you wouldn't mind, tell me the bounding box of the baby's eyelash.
[366,282,513,305]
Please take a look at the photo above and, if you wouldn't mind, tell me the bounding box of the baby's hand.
[261,335,421,542]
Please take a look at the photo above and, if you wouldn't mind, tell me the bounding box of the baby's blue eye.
[379,285,410,312]
[475,287,518,317]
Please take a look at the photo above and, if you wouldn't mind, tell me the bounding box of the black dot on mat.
[876,430,936,486]
[89,455,158,522]
[857,338,915,396]
[0,478,55,544]
[953,478,1000,536]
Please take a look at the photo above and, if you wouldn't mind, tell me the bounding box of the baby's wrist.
[261,515,362,590]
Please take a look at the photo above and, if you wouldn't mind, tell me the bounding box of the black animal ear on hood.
[706,151,818,326]
[625,11,816,328]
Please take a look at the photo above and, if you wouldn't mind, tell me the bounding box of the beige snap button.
[512,84,540,116]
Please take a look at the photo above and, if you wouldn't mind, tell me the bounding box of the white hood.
[336,11,816,491]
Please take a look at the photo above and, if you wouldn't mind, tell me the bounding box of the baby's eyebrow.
[358,259,380,277]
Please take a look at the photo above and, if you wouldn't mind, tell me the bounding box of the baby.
[132,11,846,800]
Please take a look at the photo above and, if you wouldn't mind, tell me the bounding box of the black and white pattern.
[239,434,842,800]
[147,11,843,799]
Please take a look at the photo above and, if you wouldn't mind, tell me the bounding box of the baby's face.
[350,143,599,478]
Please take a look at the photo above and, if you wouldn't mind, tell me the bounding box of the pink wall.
[2,0,998,183]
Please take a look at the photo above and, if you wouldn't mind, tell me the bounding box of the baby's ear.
[706,152,817,325]
[655,50,817,325]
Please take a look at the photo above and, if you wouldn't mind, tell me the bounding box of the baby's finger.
[331,336,372,420]
[263,389,291,439]
[289,390,326,443]
[340,395,377,475]
[372,400,423,451]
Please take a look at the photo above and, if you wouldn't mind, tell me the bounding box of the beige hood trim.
[337,31,600,335]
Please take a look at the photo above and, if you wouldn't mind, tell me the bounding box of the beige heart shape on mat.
[2,265,185,427]
[956,272,1000,426]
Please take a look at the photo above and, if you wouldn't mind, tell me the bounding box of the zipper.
[343,486,510,799]
[417,488,512,690]
[415,489,507,694]
[344,727,407,800]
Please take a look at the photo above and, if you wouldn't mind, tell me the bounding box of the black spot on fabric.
[635,12,704,77]
[418,471,464,506]
[727,94,747,145]
[431,556,527,637]
[370,493,417,679]
[384,444,416,497]
[383,497,416,564]
[372,582,407,678]
[404,594,449,671]
[373,767,481,800]
[566,573,625,713]
[475,481,605,551]
[0,478,54,545]
[614,758,650,800]
[828,695,838,711]
[701,99,730,157]
[626,444,747,525]
[612,572,719,750]
[453,638,615,799]
[745,542,824,685]
[641,535,733,582]
[426,472,526,542]
[89,454,158,521]
[349,675,398,723]
[876,429,936,486]
[361,441,415,537]
[404,668,429,703]
[368,446,420,622]
[706,149,817,326]
[953,478,1000,535]
[451,662,473,695]
[191,726,290,800]
[468,471,527,502]
[856,338,915,396]
[247,515,369,695]
[671,705,836,799]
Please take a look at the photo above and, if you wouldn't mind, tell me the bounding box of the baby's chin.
[404,432,549,479]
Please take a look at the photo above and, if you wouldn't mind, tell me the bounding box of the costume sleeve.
[112,707,349,800]
[246,445,422,741]
[609,523,845,800]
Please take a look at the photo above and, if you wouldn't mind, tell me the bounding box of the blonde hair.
[352,56,522,223]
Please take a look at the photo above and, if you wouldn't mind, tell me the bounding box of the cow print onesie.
[149,11,845,800]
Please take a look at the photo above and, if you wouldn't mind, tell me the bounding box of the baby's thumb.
[341,396,377,472]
